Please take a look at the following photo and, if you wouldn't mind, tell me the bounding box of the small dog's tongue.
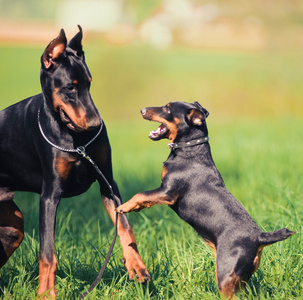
[150,124,165,137]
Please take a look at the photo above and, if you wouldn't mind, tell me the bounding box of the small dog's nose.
[141,108,147,116]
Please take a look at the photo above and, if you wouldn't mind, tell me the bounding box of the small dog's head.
[40,26,100,132]
[141,101,209,142]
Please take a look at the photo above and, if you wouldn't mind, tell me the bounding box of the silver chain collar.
[38,108,119,299]
[38,108,103,155]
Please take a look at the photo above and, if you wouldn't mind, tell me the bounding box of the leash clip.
[76,146,88,159]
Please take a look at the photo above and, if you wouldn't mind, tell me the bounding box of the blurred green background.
[0,0,303,121]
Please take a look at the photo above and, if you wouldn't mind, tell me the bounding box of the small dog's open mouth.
[149,123,168,140]
[59,109,76,131]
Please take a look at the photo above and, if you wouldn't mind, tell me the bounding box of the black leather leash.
[38,110,119,299]
[77,147,119,299]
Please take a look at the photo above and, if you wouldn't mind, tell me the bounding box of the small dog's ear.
[187,109,204,125]
[187,102,209,125]
[42,29,67,69]
[193,102,209,118]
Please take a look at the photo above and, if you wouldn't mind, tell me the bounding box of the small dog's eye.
[163,106,171,114]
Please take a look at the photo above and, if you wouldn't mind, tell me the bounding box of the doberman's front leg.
[102,182,150,283]
[116,188,178,214]
[37,192,60,298]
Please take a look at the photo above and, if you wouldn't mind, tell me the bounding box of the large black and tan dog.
[117,101,294,298]
[0,27,149,297]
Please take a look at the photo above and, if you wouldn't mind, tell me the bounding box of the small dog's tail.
[258,228,295,245]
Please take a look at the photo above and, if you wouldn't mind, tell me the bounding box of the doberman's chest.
[54,155,96,197]
[0,153,96,197]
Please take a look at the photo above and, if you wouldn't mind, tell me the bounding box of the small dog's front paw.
[116,204,128,214]
[116,201,143,213]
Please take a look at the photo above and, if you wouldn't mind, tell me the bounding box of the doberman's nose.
[87,116,101,130]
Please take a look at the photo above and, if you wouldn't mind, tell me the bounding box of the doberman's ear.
[42,29,67,69]
[68,25,83,57]
[187,102,209,125]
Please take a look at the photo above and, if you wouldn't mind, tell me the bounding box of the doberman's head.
[40,25,100,132]
[141,101,209,143]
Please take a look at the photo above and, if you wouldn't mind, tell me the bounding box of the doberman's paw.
[122,256,150,284]
[38,288,57,299]
[0,189,15,202]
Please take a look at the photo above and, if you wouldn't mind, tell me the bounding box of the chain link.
[38,108,103,153]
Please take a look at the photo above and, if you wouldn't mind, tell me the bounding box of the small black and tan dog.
[0,26,149,298]
[117,101,294,298]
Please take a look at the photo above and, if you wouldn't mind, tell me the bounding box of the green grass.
[0,42,302,298]
[0,118,302,299]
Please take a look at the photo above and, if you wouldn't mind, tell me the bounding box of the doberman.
[0,26,149,298]
[116,101,294,298]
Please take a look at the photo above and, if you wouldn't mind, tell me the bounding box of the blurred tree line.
[1,0,303,25]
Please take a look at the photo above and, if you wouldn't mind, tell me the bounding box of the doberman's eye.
[66,84,76,92]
